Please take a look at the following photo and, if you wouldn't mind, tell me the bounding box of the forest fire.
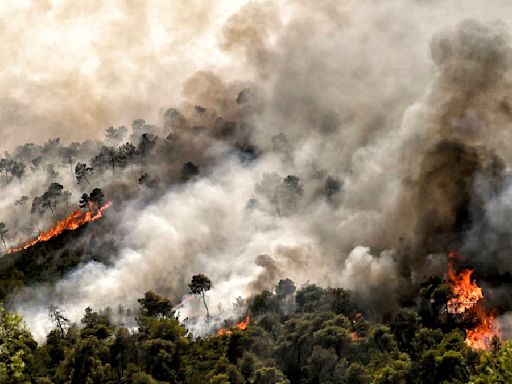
[465,307,497,350]
[447,250,499,350]
[216,315,250,336]
[7,201,112,254]
[447,251,483,314]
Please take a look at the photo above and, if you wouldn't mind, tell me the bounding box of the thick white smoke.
[0,0,250,149]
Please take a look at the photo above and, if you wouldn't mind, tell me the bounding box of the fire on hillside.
[217,315,251,336]
[7,201,112,254]
[447,250,500,350]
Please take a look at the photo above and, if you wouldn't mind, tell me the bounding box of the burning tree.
[189,274,212,320]
[447,250,500,350]
[217,315,250,336]
[8,200,112,254]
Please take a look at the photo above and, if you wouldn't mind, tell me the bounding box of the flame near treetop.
[447,250,499,350]
[465,306,498,351]
[447,251,483,314]
[217,315,250,336]
[7,201,113,254]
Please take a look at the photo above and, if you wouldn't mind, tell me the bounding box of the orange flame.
[447,250,499,350]
[217,315,250,336]
[465,307,497,350]
[447,251,483,314]
[7,201,112,254]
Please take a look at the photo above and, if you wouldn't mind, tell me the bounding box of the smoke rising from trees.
[2,0,512,340]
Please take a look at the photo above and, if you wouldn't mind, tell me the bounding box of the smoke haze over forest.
[2,0,512,344]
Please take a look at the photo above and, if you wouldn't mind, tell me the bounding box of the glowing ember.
[447,250,499,350]
[7,201,112,254]
[217,315,250,336]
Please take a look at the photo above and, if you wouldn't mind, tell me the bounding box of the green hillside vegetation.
[0,279,507,384]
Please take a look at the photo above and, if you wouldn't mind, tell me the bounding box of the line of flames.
[7,201,113,254]
[447,250,499,350]
[217,315,250,336]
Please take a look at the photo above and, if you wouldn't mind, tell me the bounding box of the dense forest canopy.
[2,278,512,384]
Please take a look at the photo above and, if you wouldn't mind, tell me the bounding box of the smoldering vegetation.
[1,0,512,340]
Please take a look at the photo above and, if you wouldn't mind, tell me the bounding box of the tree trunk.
[202,292,210,321]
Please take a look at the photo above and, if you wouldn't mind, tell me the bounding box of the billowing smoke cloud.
[4,0,512,340]
[0,0,249,149]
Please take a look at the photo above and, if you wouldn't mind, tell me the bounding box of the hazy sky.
[0,0,250,149]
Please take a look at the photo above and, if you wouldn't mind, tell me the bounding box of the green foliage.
[249,290,279,316]
[390,308,422,352]
[81,306,113,339]
[296,284,334,313]
[0,305,36,383]
[137,290,175,318]
[189,274,213,295]
[253,367,290,384]
[0,280,507,384]
[90,187,105,207]
[410,330,472,384]
[295,284,355,317]
[471,340,512,383]
[189,274,213,319]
